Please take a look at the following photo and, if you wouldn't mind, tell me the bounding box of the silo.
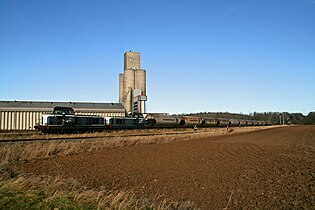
[135,69,146,95]
[124,52,140,70]
[123,69,135,113]
[119,51,147,113]
[119,73,124,103]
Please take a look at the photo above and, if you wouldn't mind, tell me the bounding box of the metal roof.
[0,100,125,112]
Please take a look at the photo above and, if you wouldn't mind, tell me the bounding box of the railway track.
[0,130,196,143]
[0,126,277,143]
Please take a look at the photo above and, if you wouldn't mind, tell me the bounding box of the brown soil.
[19,126,315,209]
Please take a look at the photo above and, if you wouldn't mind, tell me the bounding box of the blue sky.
[1,0,314,115]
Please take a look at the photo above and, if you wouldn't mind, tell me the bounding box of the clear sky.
[1,0,314,115]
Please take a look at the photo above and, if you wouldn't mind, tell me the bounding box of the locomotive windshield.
[53,106,75,115]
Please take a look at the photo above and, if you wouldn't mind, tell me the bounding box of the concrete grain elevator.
[119,51,147,114]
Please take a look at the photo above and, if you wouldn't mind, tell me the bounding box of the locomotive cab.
[53,106,75,115]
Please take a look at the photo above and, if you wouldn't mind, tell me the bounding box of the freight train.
[34,106,272,133]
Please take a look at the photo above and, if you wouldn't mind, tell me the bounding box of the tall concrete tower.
[119,51,147,113]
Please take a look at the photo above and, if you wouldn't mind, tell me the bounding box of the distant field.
[1,125,314,209]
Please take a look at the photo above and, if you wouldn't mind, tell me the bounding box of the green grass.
[0,188,95,210]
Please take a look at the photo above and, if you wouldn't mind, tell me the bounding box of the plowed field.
[19,126,315,209]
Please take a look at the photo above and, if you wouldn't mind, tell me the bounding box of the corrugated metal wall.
[0,111,125,131]
[0,111,45,130]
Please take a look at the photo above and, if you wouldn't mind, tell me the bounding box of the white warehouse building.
[0,101,125,131]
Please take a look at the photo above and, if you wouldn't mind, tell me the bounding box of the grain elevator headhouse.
[119,51,147,114]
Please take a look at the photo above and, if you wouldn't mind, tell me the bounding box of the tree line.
[185,111,315,125]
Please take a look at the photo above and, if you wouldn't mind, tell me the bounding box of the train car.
[252,121,259,126]
[201,118,219,127]
[145,114,179,127]
[179,116,202,127]
[217,118,230,127]
[246,120,254,126]
[239,120,247,126]
[257,121,264,126]
[229,119,240,127]
[108,117,143,129]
